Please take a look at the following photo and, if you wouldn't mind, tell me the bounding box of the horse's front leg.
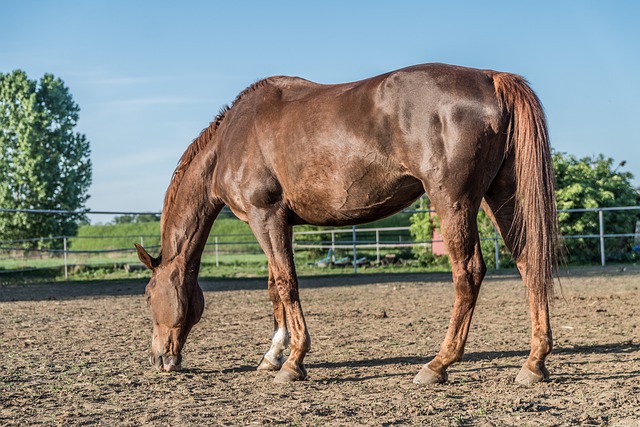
[257,267,290,371]
[249,209,310,382]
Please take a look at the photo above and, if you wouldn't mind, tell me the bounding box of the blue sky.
[1,1,639,218]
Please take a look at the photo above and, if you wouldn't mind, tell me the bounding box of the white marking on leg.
[263,327,289,367]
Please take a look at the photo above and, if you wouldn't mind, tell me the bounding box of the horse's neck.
[160,165,221,267]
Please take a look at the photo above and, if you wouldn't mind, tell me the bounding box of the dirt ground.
[1,267,639,426]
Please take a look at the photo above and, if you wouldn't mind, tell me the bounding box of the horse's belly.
[288,175,424,226]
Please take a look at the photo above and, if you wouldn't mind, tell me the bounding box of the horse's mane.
[161,78,272,226]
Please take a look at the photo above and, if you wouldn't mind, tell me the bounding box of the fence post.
[494,225,500,270]
[331,231,336,262]
[215,236,219,267]
[375,229,381,264]
[140,236,144,247]
[352,225,357,274]
[63,237,68,280]
[599,209,605,267]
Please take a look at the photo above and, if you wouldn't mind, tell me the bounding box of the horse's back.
[215,64,508,225]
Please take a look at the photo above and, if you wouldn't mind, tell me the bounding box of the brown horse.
[135,63,559,386]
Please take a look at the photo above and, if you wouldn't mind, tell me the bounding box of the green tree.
[553,151,638,263]
[410,151,638,268]
[0,70,92,248]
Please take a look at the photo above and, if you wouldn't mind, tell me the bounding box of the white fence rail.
[1,206,638,278]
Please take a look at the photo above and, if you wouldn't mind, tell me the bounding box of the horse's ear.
[135,243,159,269]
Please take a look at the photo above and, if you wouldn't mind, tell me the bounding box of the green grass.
[0,247,450,285]
[5,208,635,285]
[5,247,635,286]
[0,210,430,284]
[0,259,451,285]
[44,210,414,252]
[70,216,257,251]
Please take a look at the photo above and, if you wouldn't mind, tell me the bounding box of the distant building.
[431,210,447,256]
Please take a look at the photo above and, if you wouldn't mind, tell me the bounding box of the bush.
[554,152,639,264]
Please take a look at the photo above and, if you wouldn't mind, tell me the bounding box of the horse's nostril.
[150,353,183,372]
[150,354,163,370]
[162,354,183,372]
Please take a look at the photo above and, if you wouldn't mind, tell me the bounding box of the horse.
[135,63,559,386]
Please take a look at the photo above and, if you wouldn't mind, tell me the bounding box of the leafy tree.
[0,70,92,248]
[553,151,638,263]
[410,151,638,268]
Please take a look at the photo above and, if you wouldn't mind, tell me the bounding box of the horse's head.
[135,243,204,372]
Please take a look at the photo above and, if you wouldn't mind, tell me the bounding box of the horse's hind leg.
[257,266,290,371]
[414,205,486,385]
[482,179,552,385]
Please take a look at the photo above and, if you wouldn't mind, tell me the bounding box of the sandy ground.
[1,267,639,426]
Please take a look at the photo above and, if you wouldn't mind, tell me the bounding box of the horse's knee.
[267,280,280,302]
[275,279,299,303]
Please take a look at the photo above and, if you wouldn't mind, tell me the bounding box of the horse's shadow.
[188,341,639,383]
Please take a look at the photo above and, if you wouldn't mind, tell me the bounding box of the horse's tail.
[492,73,559,304]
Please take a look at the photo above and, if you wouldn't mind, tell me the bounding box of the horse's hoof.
[274,365,306,383]
[413,365,447,385]
[515,364,548,386]
[257,355,283,371]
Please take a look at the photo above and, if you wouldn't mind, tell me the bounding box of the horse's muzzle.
[150,353,182,372]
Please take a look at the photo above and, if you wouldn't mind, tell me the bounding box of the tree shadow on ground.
[2,264,637,302]
[2,272,456,301]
